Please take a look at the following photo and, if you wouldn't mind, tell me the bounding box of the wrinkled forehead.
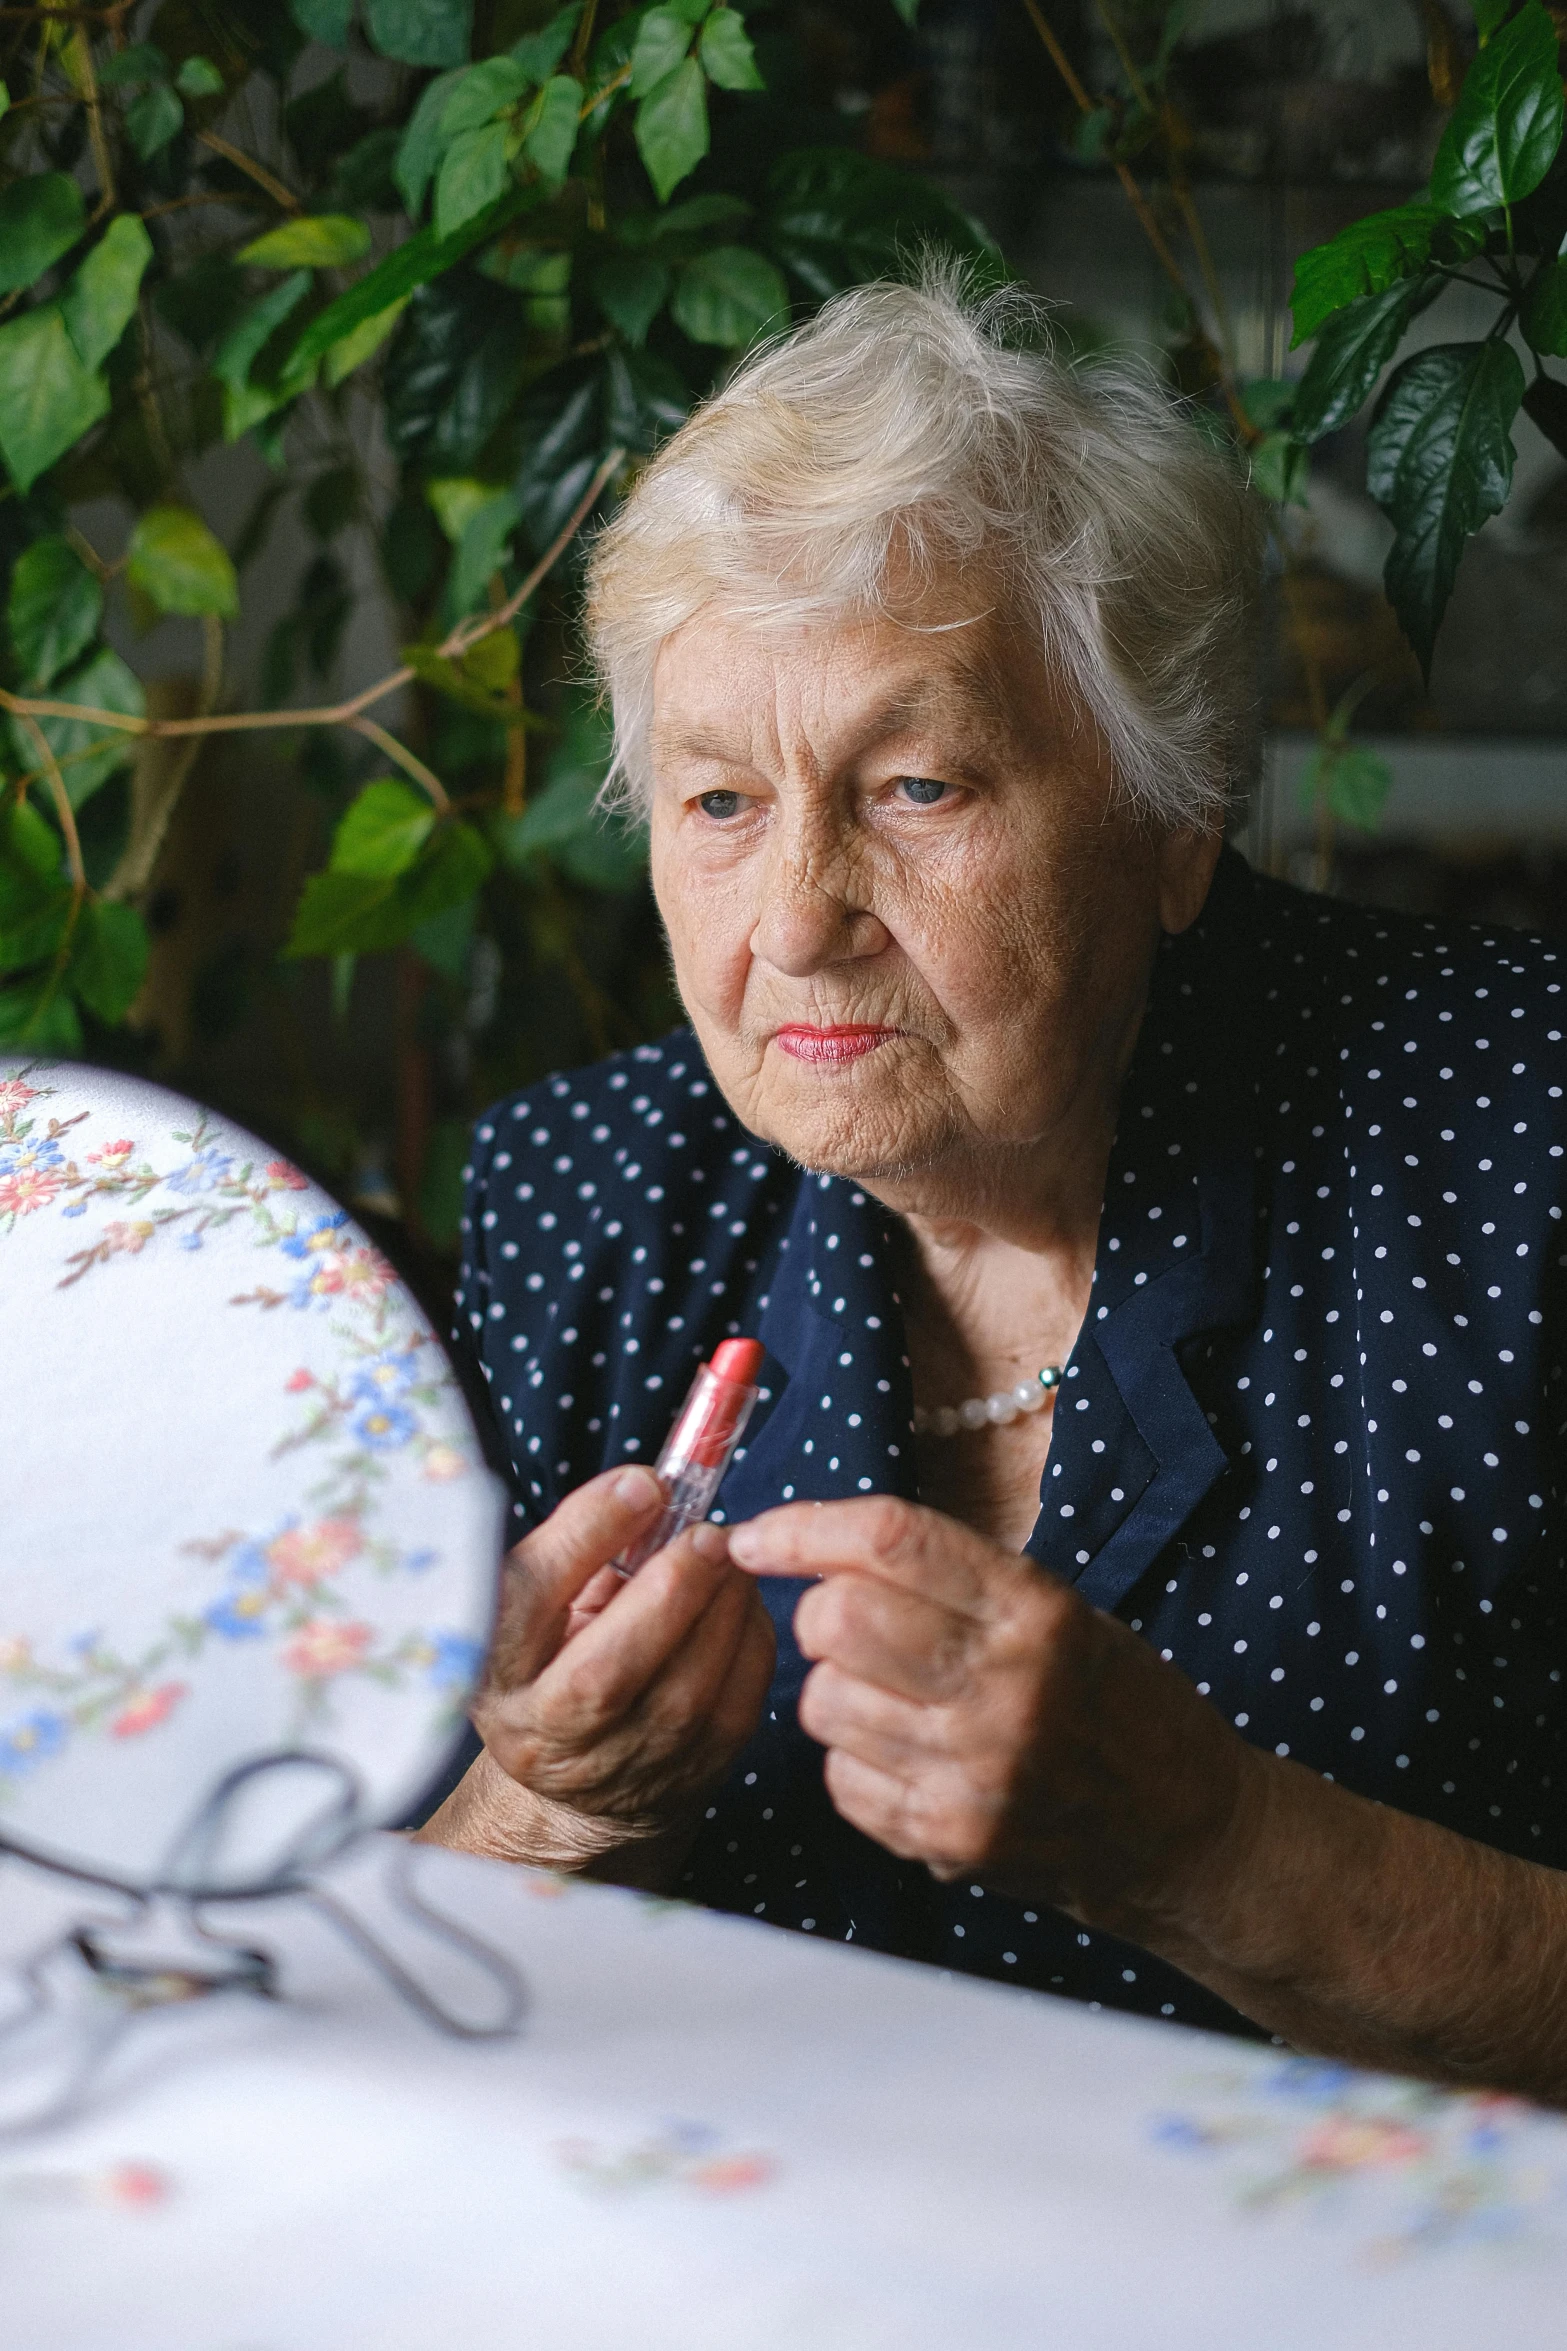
[648,597,1048,771]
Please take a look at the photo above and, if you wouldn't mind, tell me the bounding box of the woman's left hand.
[727,1497,1259,1939]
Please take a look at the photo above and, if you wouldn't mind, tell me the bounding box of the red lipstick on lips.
[774,1024,898,1065]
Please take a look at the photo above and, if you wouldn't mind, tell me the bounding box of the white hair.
[585,271,1264,831]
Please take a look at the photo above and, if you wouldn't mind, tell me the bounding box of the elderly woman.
[420,278,1567,2096]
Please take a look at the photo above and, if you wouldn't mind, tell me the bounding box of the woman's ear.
[1155,828,1224,936]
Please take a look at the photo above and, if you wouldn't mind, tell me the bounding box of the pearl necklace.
[913,1366,1062,1439]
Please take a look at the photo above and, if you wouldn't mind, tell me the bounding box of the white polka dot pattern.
[452,853,1567,2040]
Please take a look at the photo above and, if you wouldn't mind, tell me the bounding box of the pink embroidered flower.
[0,1077,38,1116]
[265,1159,309,1191]
[285,1367,315,1392]
[88,1139,135,1166]
[0,1636,32,1672]
[281,1618,373,1677]
[422,1443,468,1483]
[267,1517,363,1587]
[689,2154,775,2194]
[0,1166,66,1217]
[1299,2117,1427,2172]
[100,2163,171,2207]
[338,1246,395,1302]
[110,1683,188,1738]
[102,1218,155,1256]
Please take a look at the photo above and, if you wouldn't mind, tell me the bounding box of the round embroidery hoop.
[0,1059,503,1895]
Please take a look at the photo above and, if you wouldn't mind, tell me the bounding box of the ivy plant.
[0,0,993,1088]
[1266,0,1567,679]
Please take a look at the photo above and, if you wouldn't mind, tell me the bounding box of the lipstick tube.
[612,1338,764,1576]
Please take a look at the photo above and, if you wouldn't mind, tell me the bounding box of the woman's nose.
[747,835,888,978]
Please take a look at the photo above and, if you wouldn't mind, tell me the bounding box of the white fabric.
[4,1837,1567,2348]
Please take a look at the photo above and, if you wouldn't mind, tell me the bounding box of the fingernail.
[613,1466,660,1504]
[727,1524,761,1564]
[690,1522,729,1560]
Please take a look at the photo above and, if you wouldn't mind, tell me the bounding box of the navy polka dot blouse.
[454,849,1567,2037]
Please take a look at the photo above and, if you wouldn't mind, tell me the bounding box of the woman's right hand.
[415,1467,775,1886]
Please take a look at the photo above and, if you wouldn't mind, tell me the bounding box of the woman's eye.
[896,776,949,806]
[697,789,743,819]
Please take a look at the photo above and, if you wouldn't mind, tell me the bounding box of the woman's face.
[647,595,1218,1206]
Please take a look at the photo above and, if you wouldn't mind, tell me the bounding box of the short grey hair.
[585,271,1264,831]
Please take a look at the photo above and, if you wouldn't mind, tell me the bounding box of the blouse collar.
[725,851,1263,1608]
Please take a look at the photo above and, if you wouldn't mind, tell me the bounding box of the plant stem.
[16,712,86,897]
[196,129,300,212]
[0,449,626,755]
[350,716,452,815]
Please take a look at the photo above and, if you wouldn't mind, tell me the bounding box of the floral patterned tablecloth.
[4,1839,1567,2351]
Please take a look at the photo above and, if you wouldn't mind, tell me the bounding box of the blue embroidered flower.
[350,1402,417,1451]
[165,1146,235,1196]
[350,1350,419,1405]
[203,1588,270,1640]
[0,1137,63,1177]
[425,1632,484,1691]
[0,1709,68,1774]
[280,1210,350,1262]
[61,1199,88,1216]
[179,1230,204,1251]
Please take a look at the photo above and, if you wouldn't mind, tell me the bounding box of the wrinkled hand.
[421,1467,774,1880]
[728,1496,1254,1938]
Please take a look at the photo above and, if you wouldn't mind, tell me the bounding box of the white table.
[3,1836,1566,2349]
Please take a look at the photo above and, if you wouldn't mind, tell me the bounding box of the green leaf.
[1524,257,1567,354]
[404,630,525,713]
[592,252,670,344]
[10,647,145,809]
[176,54,227,97]
[764,148,1003,300]
[447,489,522,615]
[888,0,919,23]
[126,506,238,619]
[0,795,66,924]
[330,778,437,878]
[1291,278,1438,443]
[69,899,148,1022]
[1289,204,1448,345]
[523,76,583,186]
[435,122,513,240]
[510,5,584,82]
[1299,741,1393,831]
[635,191,752,246]
[1472,0,1512,36]
[290,0,353,40]
[212,270,314,439]
[60,213,153,370]
[1523,369,1567,457]
[126,82,184,160]
[1430,0,1565,215]
[0,306,109,493]
[8,537,102,686]
[632,6,697,95]
[493,687,646,890]
[1239,378,1295,429]
[285,817,492,954]
[1366,339,1525,674]
[635,59,709,202]
[671,242,786,343]
[366,0,472,67]
[698,8,763,90]
[238,214,372,268]
[0,974,82,1055]
[426,475,498,541]
[98,43,165,88]
[393,68,468,217]
[1249,431,1309,505]
[0,173,85,296]
[322,295,409,386]
[441,56,531,137]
